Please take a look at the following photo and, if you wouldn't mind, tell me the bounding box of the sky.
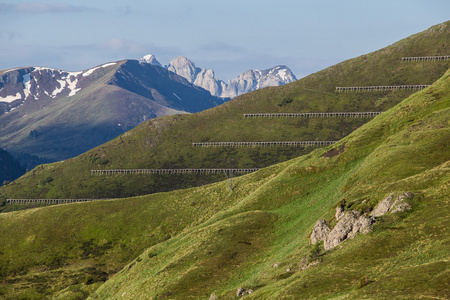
[0,0,449,81]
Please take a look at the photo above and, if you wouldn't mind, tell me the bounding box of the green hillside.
[0,65,448,299]
[1,22,449,202]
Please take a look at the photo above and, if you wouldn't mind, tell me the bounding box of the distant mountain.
[166,56,297,97]
[0,60,225,163]
[0,148,25,184]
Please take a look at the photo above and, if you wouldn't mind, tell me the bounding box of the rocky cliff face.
[164,55,296,98]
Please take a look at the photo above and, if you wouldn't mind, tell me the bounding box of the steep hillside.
[0,148,25,184]
[0,64,448,299]
[1,21,448,201]
[0,60,224,162]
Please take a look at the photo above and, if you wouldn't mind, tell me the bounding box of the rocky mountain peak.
[167,56,201,83]
[138,54,162,67]
[166,58,297,98]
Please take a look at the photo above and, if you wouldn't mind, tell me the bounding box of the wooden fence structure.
[193,141,337,148]
[7,198,110,205]
[402,55,450,62]
[244,112,382,118]
[335,85,430,93]
[91,168,260,175]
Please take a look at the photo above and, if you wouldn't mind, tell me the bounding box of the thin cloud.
[0,3,99,14]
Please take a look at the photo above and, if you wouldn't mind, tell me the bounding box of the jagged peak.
[168,56,195,66]
[138,54,162,67]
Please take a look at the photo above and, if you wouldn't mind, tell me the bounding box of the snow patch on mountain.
[23,74,32,99]
[173,93,182,101]
[83,62,117,77]
[52,79,66,98]
[67,77,80,96]
[83,67,100,77]
[0,67,88,104]
[0,92,22,103]
[139,54,162,67]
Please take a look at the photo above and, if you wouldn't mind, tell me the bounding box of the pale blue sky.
[0,0,449,80]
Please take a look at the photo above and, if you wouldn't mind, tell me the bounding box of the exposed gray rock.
[167,56,200,83]
[371,192,413,216]
[310,192,413,252]
[335,206,344,220]
[209,292,218,300]
[347,213,374,239]
[370,193,395,217]
[194,69,226,98]
[221,66,297,98]
[390,192,413,213]
[324,211,374,250]
[236,287,253,297]
[310,219,331,244]
[165,56,296,98]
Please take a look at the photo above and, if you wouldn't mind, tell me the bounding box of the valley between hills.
[0,21,449,299]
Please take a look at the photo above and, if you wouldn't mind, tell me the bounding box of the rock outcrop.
[390,192,413,213]
[370,192,413,217]
[311,219,331,244]
[236,287,253,297]
[335,206,344,220]
[370,193,395,217]
[311,192,414,250]
[311,211,374,251]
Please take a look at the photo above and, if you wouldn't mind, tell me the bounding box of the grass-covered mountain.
[0,60,225,163]
[0,148,25,184]
[1,21,448,201]
[0,61,448,299]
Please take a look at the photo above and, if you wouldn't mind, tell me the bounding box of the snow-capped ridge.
[0,55,295,106]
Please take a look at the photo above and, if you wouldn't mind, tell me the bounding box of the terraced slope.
[0,65,448,299]
[1,22,448,202]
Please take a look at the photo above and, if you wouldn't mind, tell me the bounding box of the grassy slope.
[0,69,448,298]
[1,22,449,201]
[89,69,450,299]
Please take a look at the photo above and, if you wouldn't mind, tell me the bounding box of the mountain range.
[0,60,224,163]
[0,21,448,299]
[165,55,297,98]
[2,22,448,201]
[0,56,295,168]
